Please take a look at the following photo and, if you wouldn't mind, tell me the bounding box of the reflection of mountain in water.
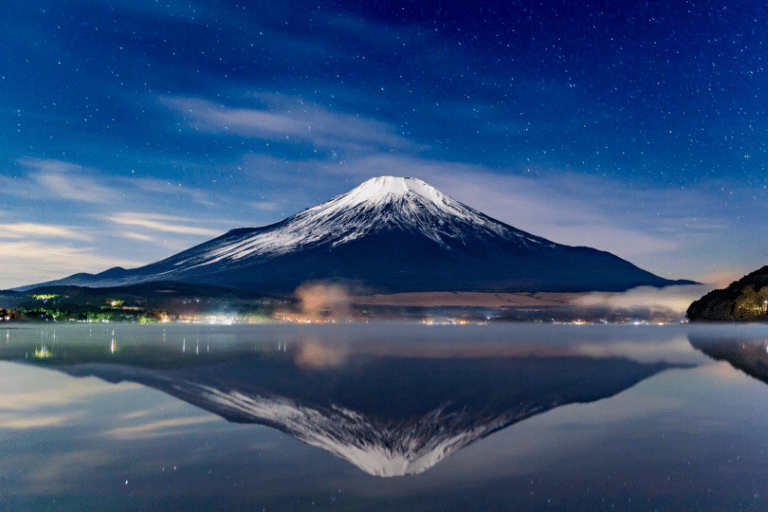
[9,341,673,476]
[689,334,768,384]
[17,346,677,477]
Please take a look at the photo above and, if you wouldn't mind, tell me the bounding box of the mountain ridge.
[21,176,695,293]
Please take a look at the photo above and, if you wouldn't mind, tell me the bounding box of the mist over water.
[295,282,354,321]
[574,284,713,313]
[567,284,714,322]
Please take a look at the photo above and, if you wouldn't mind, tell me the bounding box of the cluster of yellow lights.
[421,318,485,326]
[33,346,52,358]
[205,314,236,325]
[273,313,339,324]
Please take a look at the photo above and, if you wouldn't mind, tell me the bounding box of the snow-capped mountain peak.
[170,176,552,271]
[296,175,491,236]
[25,175,692,293]
[320,176,464,217]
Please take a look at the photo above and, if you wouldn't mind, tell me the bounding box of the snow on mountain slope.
[167,176,555,271]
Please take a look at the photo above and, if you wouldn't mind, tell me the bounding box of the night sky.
[2,0,767,289]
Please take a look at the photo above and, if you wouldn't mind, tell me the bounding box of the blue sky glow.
[2,0,767,288]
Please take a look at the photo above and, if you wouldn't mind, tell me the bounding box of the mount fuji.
[27,176,693,293]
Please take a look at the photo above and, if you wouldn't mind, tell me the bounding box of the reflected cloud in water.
[103,416,221,440]
[0,412,81,430]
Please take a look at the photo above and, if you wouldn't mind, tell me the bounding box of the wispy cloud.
[118,231,156,242]
[251,201,278,211]
[17,157,118,204]
[107,212,223,236]
[0,174,38,200]
[12,158,226,211]
[122,175,220,208]
[161,95,418,152]
[0,241,144,289]
[0,223,91,241]
[0,156,265,288]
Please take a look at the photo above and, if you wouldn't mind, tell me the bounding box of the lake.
[1,322,767,511]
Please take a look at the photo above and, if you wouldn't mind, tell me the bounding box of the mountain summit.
[27,176,693,293]
[179,176,556,263]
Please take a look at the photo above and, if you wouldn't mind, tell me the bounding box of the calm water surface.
[1,323,767,511]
